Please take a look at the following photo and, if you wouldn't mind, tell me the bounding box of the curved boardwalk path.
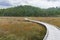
[25,18,60,40]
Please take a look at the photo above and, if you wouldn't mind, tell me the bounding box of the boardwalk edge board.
[25,18,48,40]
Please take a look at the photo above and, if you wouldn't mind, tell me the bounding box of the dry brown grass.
[0,17,46,40]
[30,17,60,28]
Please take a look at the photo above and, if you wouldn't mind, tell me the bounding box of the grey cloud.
[0,2,12,6]
[0,0,60,9]
[47,0,60,1]
[0,0,12,6]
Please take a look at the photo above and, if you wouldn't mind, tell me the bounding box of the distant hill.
[0,5,60,17]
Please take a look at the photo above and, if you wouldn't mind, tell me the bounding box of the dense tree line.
[0,5,60,17]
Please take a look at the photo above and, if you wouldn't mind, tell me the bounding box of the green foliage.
[0,5,60,17]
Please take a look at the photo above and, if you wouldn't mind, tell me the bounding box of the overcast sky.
[0,0,60,9]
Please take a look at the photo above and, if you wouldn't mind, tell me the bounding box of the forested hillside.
[0,5,60,17]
